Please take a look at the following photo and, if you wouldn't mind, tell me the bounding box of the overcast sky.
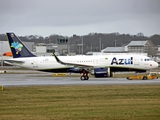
[0,0,160,37]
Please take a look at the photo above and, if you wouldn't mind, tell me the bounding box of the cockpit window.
[144,59,150,61]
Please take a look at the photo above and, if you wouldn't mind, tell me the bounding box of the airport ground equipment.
[126,73,158,80]
[0,85,3,90]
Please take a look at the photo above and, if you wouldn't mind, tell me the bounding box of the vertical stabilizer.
[6,33,36,58]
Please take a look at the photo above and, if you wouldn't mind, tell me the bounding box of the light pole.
[79,44,80,54]
[114,40,117,53]
[0,42,3,66]
[91,43,92,52]
[81,36,83,54]
[77,44,82,54]
[99,38,102,52]
[67,38,70,54]
[114,40,117,47]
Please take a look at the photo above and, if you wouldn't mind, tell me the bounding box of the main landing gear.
[80,69,89,80]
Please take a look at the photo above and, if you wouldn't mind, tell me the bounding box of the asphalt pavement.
[0,71,160,86]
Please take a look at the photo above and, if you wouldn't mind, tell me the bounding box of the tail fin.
[6,33,36,58]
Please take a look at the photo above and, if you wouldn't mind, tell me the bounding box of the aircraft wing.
[53,54,93,69]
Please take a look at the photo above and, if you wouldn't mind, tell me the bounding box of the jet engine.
[94,68,108,77]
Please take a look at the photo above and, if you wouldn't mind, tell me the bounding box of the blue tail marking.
[6,33,36,58]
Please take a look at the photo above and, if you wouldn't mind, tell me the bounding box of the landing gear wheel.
[143,76,147,80]
[85,76,89,80]
[80,76,85,81]
[80,76,89,80]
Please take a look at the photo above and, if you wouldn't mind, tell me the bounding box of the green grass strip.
[0,85,160,120]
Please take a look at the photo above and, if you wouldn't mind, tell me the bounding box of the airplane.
[4,32,159,80]
[3,52,12,57]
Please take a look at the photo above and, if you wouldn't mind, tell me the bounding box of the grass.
[0,85,160,120]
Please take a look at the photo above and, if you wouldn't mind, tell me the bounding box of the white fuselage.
[5,55,158,71]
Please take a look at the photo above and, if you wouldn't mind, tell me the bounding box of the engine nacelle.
[94,68,108,77]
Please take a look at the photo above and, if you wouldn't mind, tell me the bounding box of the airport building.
[33,43,59,56]
[127,40,157,57]
[101,40,157,57]
[101,46,128,53]
[156,45,160,57]
[33,38,69,56]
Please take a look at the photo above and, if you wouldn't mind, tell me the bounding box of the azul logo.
[111,57,133,65]
[11,42,23,54]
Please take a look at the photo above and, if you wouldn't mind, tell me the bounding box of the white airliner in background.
[4,33,159,80]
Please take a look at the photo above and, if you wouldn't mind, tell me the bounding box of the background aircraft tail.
[6,33,36,58]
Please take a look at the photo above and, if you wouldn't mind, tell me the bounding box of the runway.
[1,73,160,86]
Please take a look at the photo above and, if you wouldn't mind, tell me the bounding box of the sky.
[0,0,160,37]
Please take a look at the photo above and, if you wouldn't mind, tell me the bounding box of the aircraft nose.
[150,62,159,68]
[154,62,159,68]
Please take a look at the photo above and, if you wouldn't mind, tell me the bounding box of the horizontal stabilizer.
[4,60,24,64]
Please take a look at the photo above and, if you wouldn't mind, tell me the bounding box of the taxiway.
[0,73,160,86]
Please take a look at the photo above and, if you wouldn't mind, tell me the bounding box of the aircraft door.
[134,56,139,65]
